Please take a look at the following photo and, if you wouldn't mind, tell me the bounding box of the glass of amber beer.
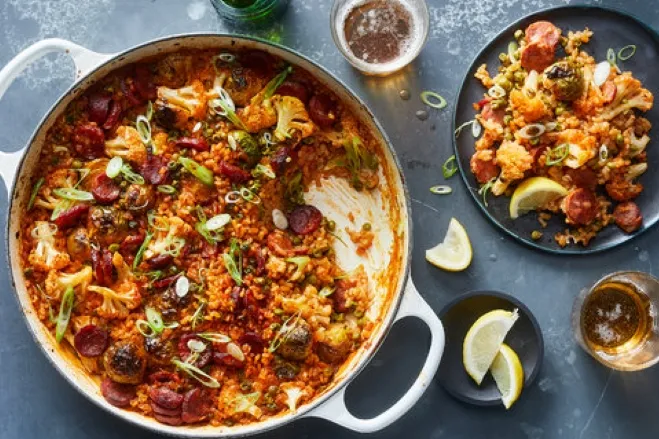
[572,271,659,371]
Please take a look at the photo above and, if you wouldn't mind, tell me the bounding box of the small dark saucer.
[437,291,544,407]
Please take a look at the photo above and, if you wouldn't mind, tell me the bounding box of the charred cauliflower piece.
[45,265,92,301]
[273,96,315,142]
[104,126,148,165]
[156,80,207,127]
[493,141,533,195]
[87,253,140,319]
[28,221,70,272]
[599,73,654,121]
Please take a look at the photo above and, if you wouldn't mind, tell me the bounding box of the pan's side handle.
[0,38,115,194]
[304,278,445,433]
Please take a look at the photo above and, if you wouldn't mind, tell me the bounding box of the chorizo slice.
[174,137,209,152]
[288,205,322,235]
[73,124,106,160]
[565,168,598,190]
[525,21,561,47]
[480,102,505,125]
[521,42,556,72]
[218,161,251,183]
[88,93,112,125]
[309,93,338,128]
[277,80,310,104]
[614,201,643,233]
[140,155,169,185]
[177,334,212,368]
[601,81,617,104]
[470,156,499,184]
[267,232,308,257]
[153,413,183,426]
[562,188,599,225]
[54,204,90,230]
[92,173,121,204]
[149,387,184,410]
[101,377,136,408]
[181,388,212,424]
[74,325,109,357]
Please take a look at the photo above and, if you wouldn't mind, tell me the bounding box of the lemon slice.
[509,177,568,219]
[425,218,472,272]
[490,343,524,409]
[463,309,518,385]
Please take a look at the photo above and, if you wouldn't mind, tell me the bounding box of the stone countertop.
[0,0,658,438]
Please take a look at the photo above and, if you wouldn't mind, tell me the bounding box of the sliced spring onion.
[209,88,246,129]
[225,191,241,204]
[223,239,243,286]
[478,178,496,207]
[136,115,152,145]
[430,185,452,195]
[157,185,177,194]
[192,121,202,133]
[172,359,221,388]
[133,230,154,270]
[454,120,475,137]
[146,101,154,121]
[420,91,447,110]
[593,61,611,87]
[264,65,292,99]
[162,237,186,257]
[545,143,569,166]
[227,132,238,151]
[197,332,231,343]
[252,164,276,179]
[272,209,288,230]
[472,119,482,137]
[442,155,458,179]
[206,214,231,231]
[175,276,190,298]
[319,286,335,298]
[268,311,302,352]
[599,144,609,162]
[106,156,123,179]
[219,52,235,63]
[545,122,558,132]
[55,286,75,343]
[178,157,214,186]
[606,48,619,71]
[262,132,275,147]
[188,339,206,353]
[524,70,538,93]
[51,199,73,221]
[240,187,261,204]
[28,177,45,210]
[226,342,245,362]
[618,45,636,61]
[120,164,146,185]
[53,188,94,201]
[146,306,164,332]
[518,123,546,139]
[508,41,519,63]
[191,302,206,329]
[487,85,507,99]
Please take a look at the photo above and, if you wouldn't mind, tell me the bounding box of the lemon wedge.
[463,309,518,385]
[490,343,524,409]
[509,177,568,219]
[425,218,472,272]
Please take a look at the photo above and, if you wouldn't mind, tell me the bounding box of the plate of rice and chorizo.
[453,6,659,253]
[0,35,445,436]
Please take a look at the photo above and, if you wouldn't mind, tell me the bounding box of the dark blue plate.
[453,5,659,254]
[437,291,544,407]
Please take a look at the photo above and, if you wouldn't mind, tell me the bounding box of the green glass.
[211,0,289,26]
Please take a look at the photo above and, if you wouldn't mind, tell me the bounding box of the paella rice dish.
[469,20,654,246]
[19,49,388,426]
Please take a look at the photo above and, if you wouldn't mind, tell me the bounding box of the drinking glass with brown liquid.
[572,271,659,371]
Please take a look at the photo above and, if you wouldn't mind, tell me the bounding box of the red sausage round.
[174,137,209,152]
[181,388,212,424]
[88,93,112,125]
[277,80,310,104]
[470,156,500,184]
[563,188,599,225]
[288,205,323,235]
[55,204,90,229]
[74,325,109,357]
[140,155,169,185]
[149,386,184,409]
[309,94,338,128]
[218,161,251,183]
[178,334,212,368]
[73,124,105,160]
[102,101,122,131]
[614,201,643,233]
[92,173,121,204]
[101,378,136,408]
[525,21,561,47]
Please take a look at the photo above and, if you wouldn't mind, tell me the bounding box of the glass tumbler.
[330,0,429,76]
[571,271,659,371]
[211,0,289,26]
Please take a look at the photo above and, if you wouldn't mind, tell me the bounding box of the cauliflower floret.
[280,284,332,328]
[237,67,292,133]
[599,73,654,121]
[45,265,92,301]
[509,89,547,122]
[629,131,650,157]
[28,222,70,272]
[273,96,315,142]
[156,80,207,126]
[104,126,148,165]
[144,216,191,260]
[279,383,309,412]
[554,129,598,169]
[87,253,140,319]
[492,141,533,195]
[33,169,77,212]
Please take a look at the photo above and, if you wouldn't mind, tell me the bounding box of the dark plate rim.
[437,290,545,407]
[452,4,659,255]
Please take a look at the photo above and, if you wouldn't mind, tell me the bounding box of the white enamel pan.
[0,35,444,437]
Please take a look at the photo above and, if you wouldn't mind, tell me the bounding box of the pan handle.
[305,278,445,433]
[0,38,114,194]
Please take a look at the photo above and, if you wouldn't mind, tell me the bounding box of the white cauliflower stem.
[28,222,70,272]
[105,126,148,165]
[273,96,315,142]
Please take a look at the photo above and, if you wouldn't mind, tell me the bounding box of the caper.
[327,220,336,231]
[292,236,302,245]
[108,243,120,252]
[513,71,526,83]
[362,222,372,231]
[616,133,624,144]
[514,29,524,39]
[531,230,543,240]
[505,132,514,141]
[555,106,564,116]
[503,115,513,125]
[530,137,539,146]
[497,78,512,91]
[71,159,82,169]
[498,53,508,63]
